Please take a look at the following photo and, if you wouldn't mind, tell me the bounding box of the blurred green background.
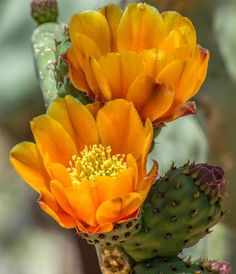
[0,0,235,273]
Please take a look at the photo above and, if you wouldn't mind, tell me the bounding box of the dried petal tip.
[31,0,58,25]
[189,163,227,199]
[209,260,232,274]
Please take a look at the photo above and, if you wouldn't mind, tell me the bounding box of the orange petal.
[66,46,90,92]
[66,34,102,96]
[140,49,170,78]
[96,192,142,225]
[48,96,99,152]
[38,189,75,228]
[50,180,75,216]
[89,57,112,101]
[157,59,199,110]
[10,142,50,192]
[64,185,97,227]
[156,101,197,124]
[159,12,197,54]
[118,3,166,52]
[69,11,110,54]
[95,168,136,203]
[100,4,123,51]
[64,96,99,151]
[127,75,174,121]
[141,119,154,176]
[91,52,144,99]
[138,160,158,200]
[86,102,103,118]
[97,99,147,160]
[50,163,72,188]
[31,115,78,167]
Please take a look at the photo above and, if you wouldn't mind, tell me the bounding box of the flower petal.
[38,189,75,228]
[31,114,78,167]
[64,185,97,227]
[97,99,147,160]
[66,46,90,92]
[50,180,75,216]
[127,75,174,121]
[69,11,110,54]
[50,163,72,188]
[118,3,166,52]
[91,52,144,99]
[141,49,170,78]
[100,4,123,51]
[10,142,50,192]
[96,192,142,225]
[95,168,136,203]
[47,96,99,152]
[157,59,199,110]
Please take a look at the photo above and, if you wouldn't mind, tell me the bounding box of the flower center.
[68,144,127,184]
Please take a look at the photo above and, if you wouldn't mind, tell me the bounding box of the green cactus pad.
[81,218,142,248]
[122,163,225,261]
[132,256,209,274]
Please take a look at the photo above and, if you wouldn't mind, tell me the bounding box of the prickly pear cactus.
[132,256,209,274]
[122,163,225,261]
[82,218,142,247]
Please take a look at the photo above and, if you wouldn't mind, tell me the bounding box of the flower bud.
[31,0,58,25]
[190,163,227,199]
[208,260,231,274]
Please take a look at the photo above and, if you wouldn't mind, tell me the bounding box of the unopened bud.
[189,163,227,199]
[31,0,58,25]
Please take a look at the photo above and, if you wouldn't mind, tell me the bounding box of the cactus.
[121,163,226,261]
[132,256,209,274]
[82,218,142,248]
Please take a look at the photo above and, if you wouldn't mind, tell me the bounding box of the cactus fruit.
[82,218,142,247]
[122,163,226,261]
[132,256,209,274]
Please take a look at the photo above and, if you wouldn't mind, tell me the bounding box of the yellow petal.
[69,11,110,54]
[127,75,174,121]
[118,3,166,52]
[96,192,142,225]
[31,114,78,167]
[10,142,50,192]
[38,189,75,228]
[91,52,144,99]
[100,4,123,51]
[97,99,147,160]
[47,96,99,152]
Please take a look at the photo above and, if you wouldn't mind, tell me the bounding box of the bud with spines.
[31,0,58,25]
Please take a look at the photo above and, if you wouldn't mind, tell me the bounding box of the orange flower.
[66,3,209,124]
[10,96,157,234]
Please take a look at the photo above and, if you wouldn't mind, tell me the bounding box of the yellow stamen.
[68,144,127,185]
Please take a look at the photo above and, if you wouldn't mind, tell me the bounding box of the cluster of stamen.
[68,144,127,185]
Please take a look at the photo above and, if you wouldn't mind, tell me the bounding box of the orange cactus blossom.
[65,2,209,124]
[10,96,158,235]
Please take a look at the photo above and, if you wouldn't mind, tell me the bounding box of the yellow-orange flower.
[10,96,157,234]
[66,3,209,124]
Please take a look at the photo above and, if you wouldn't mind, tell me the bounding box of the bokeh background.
[0,0,236,273]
